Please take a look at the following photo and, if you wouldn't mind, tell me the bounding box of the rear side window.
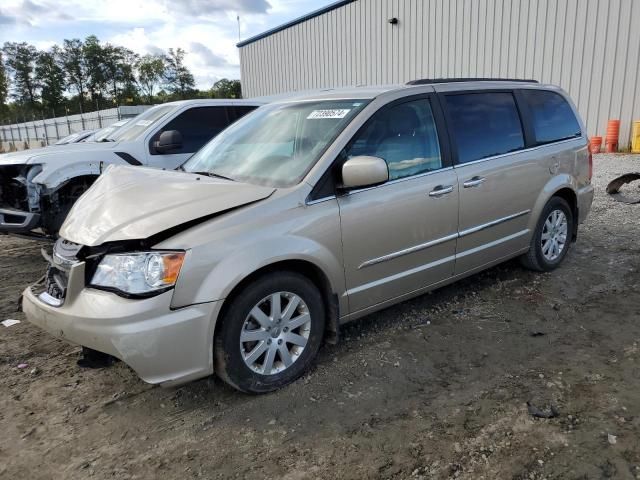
[445,92,524,164]
[521,90,581,144]
[152,106,231,155]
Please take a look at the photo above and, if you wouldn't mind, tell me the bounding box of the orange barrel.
[605,119,620,152]
[632,121,640,153]
[590,136,603,154]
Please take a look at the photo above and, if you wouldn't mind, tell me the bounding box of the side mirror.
[155,130,183,153]
[341,156,389,189]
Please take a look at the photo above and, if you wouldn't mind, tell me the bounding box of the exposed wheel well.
[42,175,100,235]
[55,175,100,196]
[214,260,340,357]
[552,187,578,240]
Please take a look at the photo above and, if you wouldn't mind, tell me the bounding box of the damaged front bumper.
[22,254,220,386]
[0,208,41,233]
[0,164,43,235]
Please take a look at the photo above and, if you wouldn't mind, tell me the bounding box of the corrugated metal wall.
[239,0,640,146]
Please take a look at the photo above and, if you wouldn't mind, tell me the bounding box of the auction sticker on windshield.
[307,109,351,119]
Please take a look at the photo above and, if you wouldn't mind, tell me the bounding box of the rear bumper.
[22,272,221,386]
[577,184,594,224]
[0,208,41,234]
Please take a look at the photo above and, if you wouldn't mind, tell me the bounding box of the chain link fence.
[0,106,152,153]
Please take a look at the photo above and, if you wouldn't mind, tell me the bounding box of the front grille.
[36,238,83,307]
[44,265,68,301]
[0,166,29,211]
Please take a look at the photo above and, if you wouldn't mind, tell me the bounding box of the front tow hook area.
[76,347,119,369]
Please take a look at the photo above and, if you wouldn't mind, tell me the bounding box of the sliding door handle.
[463,176,486,188]
[428,185,454,197]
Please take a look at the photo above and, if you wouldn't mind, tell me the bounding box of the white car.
[82,119,131,143]
[0,99,262,237]
[54,130,97,145]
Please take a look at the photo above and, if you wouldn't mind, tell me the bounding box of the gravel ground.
[1,153,640,479]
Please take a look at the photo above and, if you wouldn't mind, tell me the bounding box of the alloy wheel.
[240,292,312,375]
[541,209,568,261]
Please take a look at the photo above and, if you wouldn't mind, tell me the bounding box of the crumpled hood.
[60,165,275,246]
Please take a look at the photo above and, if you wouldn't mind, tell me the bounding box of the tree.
[102,45,138,104]
[61,38,88,111]
[163,48,195,99]
[210,78,241,99]
[0,50,8,119]
[83,35,108,102]
[2,42,39,110]
[35,47,65,114]
[137,54,165,103]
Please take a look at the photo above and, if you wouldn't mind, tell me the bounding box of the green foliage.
[137,54,165,103]
[60,38,88,108]
[210,78,242,99]
[35,47,65,112]
[0,51,8,113]
[0,38,242,123]
[163,48,196,99]
[2,42,40,108]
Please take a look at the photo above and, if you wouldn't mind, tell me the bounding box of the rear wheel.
[214,272,325,393]
[520,196,574,272]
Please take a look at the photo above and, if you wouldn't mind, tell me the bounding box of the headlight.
[90,251,185,296]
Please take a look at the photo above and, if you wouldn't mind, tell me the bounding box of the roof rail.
[406,78,539,85]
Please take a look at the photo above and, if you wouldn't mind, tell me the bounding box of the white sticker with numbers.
[307,109,351,119]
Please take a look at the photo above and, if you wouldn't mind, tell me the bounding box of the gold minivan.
[23,80,594,393]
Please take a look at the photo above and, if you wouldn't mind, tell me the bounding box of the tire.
[214,271,325,394]
[520,196,574,272]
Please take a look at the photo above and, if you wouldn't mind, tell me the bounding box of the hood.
[0,142,117,166]
[60,165,275,246]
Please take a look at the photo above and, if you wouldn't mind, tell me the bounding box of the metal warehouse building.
[238,0,640,146]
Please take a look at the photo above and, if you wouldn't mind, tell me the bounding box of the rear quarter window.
[521,90,581,144]
[445,92,525,164]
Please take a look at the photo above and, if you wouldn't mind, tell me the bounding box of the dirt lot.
[1,154,639,480]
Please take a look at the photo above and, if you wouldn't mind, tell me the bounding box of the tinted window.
[152,106,231,155]
[445,92,524,164]
[232,105,258,120]
[521,90,581,144]
[344,99,442,180]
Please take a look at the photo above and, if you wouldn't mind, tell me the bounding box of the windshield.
[183,100,368,187]
[107,105,174,142]
[88,120,130,142]
[55,132,80,145]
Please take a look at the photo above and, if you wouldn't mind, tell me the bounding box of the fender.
[31,153,131,191]
[171,234,346,312]
[527,173,578,234]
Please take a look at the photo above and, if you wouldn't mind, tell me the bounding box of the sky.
[0,0,337,89]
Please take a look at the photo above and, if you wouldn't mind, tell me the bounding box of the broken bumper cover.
[22,272,221,386]
[0,208,41,234]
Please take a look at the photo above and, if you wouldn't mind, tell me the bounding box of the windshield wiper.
[192,171,235,181]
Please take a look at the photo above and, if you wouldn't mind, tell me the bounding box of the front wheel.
[520,196,574,272]
[214,272,325,393]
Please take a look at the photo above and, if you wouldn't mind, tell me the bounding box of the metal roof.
[237,0,356,48]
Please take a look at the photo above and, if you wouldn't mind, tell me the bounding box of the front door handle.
[428,185,454,197]
[463,176,486,188]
